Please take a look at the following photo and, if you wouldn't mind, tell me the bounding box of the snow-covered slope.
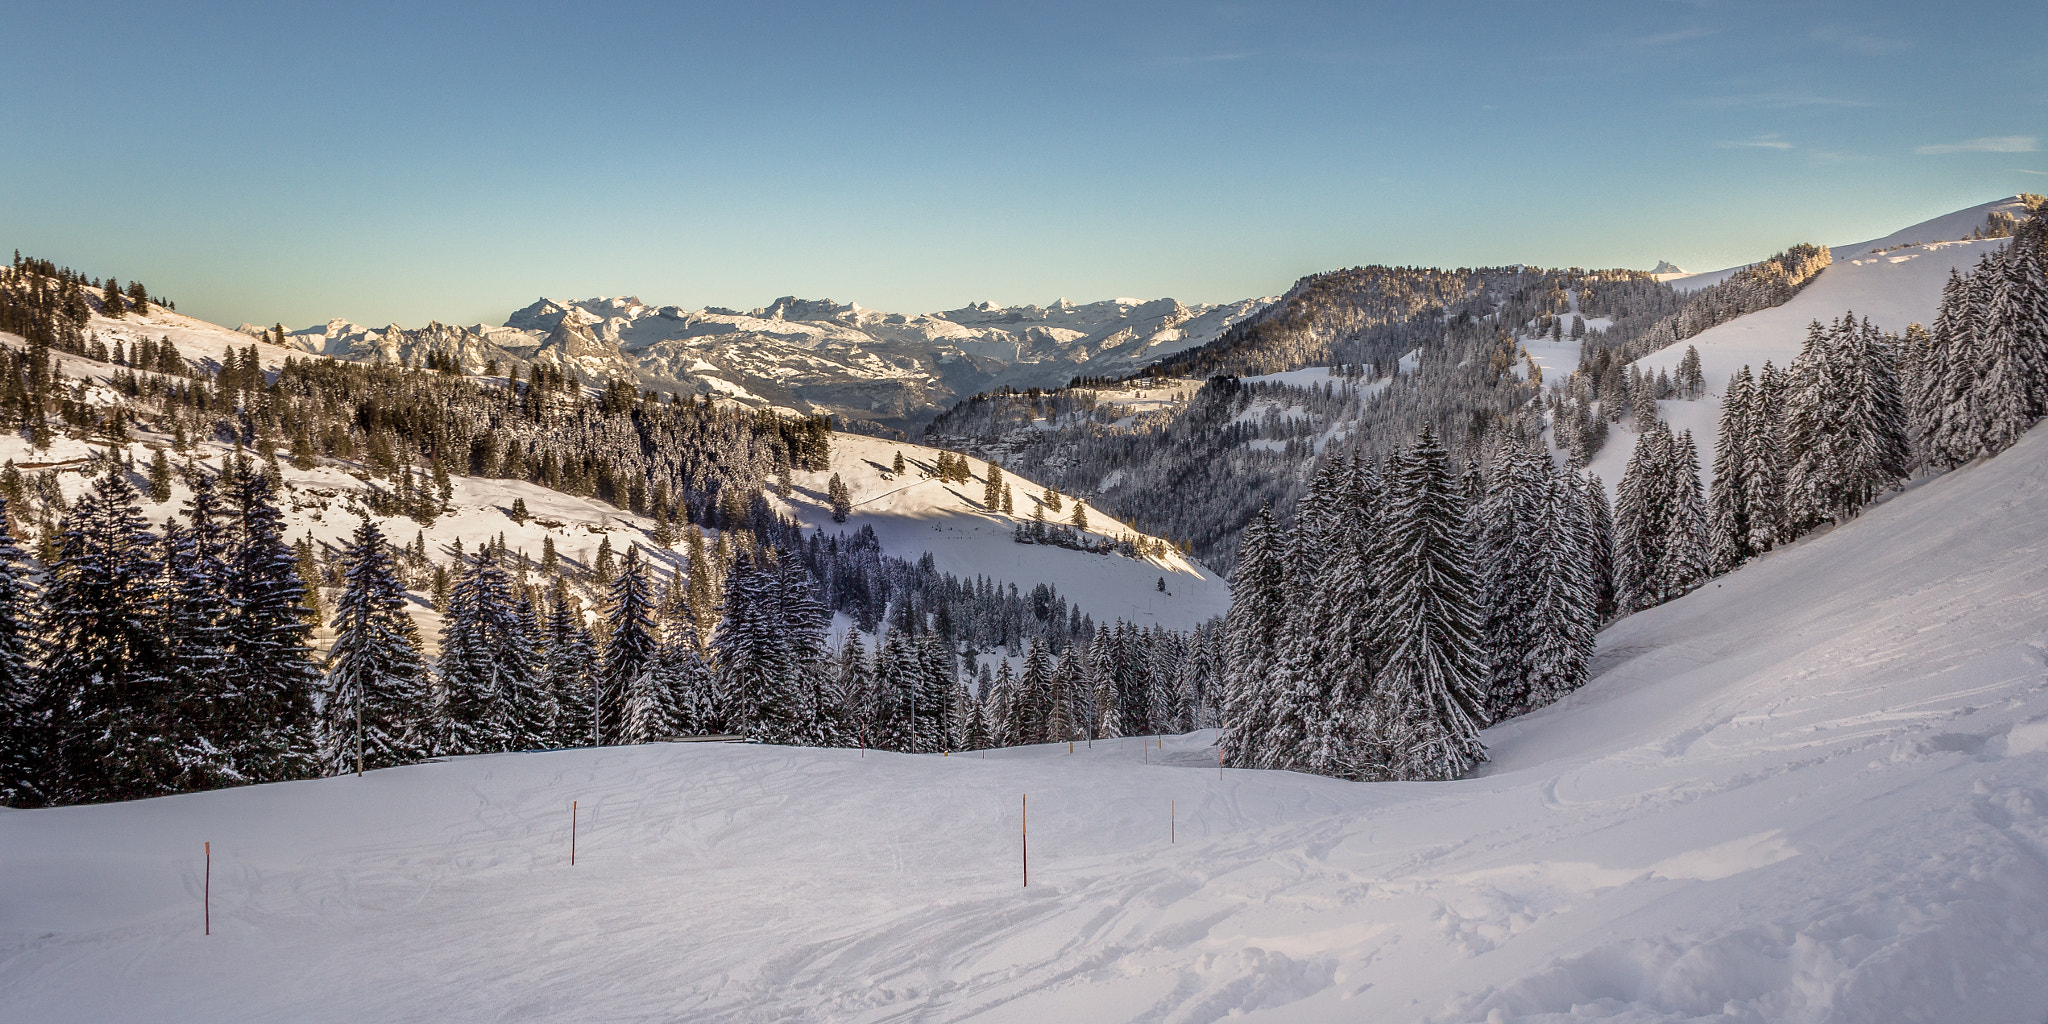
[9,409,2047,1021]
[2,295,1220,638]
[780,433,1228,631]
[268,294,1274,430]
[1659,194,2034,293]
[1582,205,2020,493]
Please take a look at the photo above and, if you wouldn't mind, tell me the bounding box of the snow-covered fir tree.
[599,545,660,745]
[435,546,538,754]
[1218,506,1285,768]
[223,466,319,780]
[1368,428,1489,781]
[37,472,168,802]
[319,518,429,775]
[0,500,40,805]
[540,584,597,746]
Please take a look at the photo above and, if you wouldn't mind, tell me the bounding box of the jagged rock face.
[272,293,1270,430]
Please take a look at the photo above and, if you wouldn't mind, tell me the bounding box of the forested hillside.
[0,257,1228,807]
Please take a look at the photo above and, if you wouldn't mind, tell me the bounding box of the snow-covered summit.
[273,291,1274,431]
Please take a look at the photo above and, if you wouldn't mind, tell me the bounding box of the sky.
[3,0,2045,330]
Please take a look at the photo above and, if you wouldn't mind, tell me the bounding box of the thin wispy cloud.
[1691,93,1872,111]
[1811,26,1912,57]
[2013,168,2048,176]
[1619,27,1717,48]
[1915,136,2038,155]
[1718,134,1793,150]
[1155,51,1252,66]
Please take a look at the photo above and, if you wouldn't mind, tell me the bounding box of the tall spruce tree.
[1739,369,1787,557]
[1217,505,1285,769]
[1708,366,1756,572]
[1614,424,1673,613]
[1477,434,1549,718]
[710,550,789,741]
[159,475,237,790]
[1523,470,1597,708]
[223,466,318,780]
[1657,429,1709,600]
[38,472,168,802]
[0,500,41,805]
[320,519,429,774]
[435,547,535,754]
[1370,429,1489,781]
[599,544,659,744]
[541,586,598,745]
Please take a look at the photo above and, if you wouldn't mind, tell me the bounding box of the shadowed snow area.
[6,426,2048,1021]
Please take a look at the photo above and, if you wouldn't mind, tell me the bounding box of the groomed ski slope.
[7,415,2048,1020]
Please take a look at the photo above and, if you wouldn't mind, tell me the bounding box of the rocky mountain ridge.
[251,293,1272,433]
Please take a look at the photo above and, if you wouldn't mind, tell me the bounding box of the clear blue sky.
[4,1,2043,330]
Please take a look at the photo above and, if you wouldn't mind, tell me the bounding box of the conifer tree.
[38,472,167,802]
[1046,647,1080,742]
[1524,471,1597,707]
[0,501,42,805]
[1739,367,1787,558]
[435,547,535,754]
[157,493,237,790]
[983,461,1003,509]
[827,472,852,523]
[1657,430,1709,600]
[1836,317,1911,512]
[1708,366,1755,572]
[223,466,318,780]
[541,585,597,746]
[1370,429,1489,781]
[1914,273,1971,469]
[986,660,1017,747]
[709,550,814,743]
[914,631,955,752]
[1018,642,1052,746]
[768,554,832,745]
[835,633,874,743]
[147,447,172,503]
[1218,505,1285,769]
[1614,424,1671,613]
[1970,249,2047,455]
[598,545,659,744]
[320,519,429,775]
[1477,435,1548,717]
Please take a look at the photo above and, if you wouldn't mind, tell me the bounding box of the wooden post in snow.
[1172,800,1176,844]
[571,801,578,866]
[204,841,211,936]
[1021,794,1028,888]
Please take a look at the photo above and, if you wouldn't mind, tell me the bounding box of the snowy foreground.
[7,432,2048,1021]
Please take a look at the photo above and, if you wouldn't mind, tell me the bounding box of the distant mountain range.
[250,294,1272,432]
